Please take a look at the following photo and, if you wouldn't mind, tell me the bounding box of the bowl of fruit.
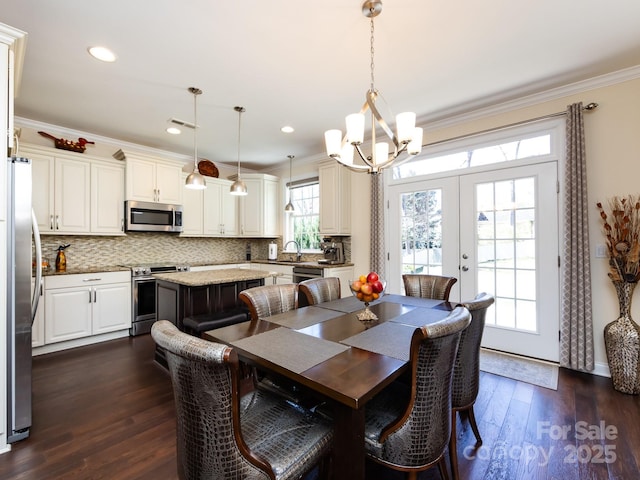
[350,271,385,321]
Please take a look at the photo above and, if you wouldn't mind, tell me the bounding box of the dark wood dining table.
[203,293,454,480]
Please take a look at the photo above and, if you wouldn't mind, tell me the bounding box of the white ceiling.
[4,0,640,170]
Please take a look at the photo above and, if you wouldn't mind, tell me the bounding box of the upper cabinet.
[181,175,238,237]
[118,150,182,205]
[25,144,124,235]
[319,161,351,235]
[237,173,279,237]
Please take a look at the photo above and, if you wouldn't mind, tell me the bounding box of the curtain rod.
[423,102,598,149]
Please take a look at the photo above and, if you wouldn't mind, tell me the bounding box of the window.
[284,181,321,251]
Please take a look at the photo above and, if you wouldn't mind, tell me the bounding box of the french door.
[388,162,560,361]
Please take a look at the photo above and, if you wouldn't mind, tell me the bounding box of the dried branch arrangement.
[597,195,640,282]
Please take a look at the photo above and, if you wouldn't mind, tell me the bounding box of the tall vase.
[604,281,640,394]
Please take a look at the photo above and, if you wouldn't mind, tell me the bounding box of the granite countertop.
[41,265,130,276]
[250,259,354,269]
[153,268,275,287]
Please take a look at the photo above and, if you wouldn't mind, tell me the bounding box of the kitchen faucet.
[283,240,302,262]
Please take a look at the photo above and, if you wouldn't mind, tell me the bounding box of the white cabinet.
[319,161,351,235]
[324,266,354,298]
[204,177,238,236]
[91,162,125,234]
[26,144,125,235]
[181,176,238,237]
[237,174,279,237]
[44,271,131,344]
[254,263,293,284]
[121,151,182,204]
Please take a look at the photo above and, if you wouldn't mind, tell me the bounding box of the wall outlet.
[595,244,608,258]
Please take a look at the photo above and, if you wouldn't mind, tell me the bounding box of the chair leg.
[407,471,418,480]
[438,457,450,480]
[467,406,483,445]
[449,410,459,480]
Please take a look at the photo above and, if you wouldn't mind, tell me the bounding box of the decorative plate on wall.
[198,160,219,178]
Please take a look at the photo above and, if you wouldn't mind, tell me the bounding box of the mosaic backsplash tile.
[38,234,350,269]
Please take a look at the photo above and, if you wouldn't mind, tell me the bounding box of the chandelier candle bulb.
[396,112,417,144]
[341,144,355,165]
[408,127,424,156]
[375,142,389,163]
[346,113,365,144]
[325,130,342,157]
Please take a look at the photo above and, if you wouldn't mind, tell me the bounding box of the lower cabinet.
[43,271,131,345]
[253,263,293,284]
[324,266,354,298]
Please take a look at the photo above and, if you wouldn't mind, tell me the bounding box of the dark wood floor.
[1,334,639,480]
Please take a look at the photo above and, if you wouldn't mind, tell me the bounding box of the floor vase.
[604,281,640,394]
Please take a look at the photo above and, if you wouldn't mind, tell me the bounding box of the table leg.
[330,402,365,480]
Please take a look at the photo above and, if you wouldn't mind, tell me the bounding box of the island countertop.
[153,268,275,287]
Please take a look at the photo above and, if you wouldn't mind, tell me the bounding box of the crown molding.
[419,65,640,132]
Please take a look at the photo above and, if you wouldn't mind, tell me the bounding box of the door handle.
[462,266,469,272]
[89,289,93,303]
[50,215,54,230]
[55,215,60,230]
[94,289,97,303]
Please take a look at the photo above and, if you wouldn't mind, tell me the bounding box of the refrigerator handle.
[31,209,43,324]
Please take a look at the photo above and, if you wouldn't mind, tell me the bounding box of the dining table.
[203,293,454,480]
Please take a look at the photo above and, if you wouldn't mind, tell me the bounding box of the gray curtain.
[560,102,594,371]
[370,174,386,279]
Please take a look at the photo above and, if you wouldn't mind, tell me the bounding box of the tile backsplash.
[38,234,350,269]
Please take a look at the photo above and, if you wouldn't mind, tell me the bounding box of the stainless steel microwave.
[125,200,183,233]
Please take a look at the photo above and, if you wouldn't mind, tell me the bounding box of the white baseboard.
[32,330,130,356]
[591,361,611,378]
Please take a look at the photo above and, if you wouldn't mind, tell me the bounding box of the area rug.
[479,348,559,390]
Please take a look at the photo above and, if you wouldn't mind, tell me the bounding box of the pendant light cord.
[236,107,244,177]
[193,90,198,169]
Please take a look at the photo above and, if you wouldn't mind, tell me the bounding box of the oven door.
[292,267,324,283]
[131,277,156,335]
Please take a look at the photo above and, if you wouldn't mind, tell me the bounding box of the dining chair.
[449,292,495,480]
[151,320,333,480]
[297,277,341,307]
[238,283,304,402]
[239,283,298,322]
[363,306,472,480]
[402,274,458,301]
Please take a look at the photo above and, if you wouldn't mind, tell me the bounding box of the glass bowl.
[349,278,385,321]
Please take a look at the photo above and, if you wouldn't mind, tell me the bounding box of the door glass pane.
[476,177,538,332]
[400,189,442,276]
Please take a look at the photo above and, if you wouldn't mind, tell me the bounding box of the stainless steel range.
[122,263,190,336]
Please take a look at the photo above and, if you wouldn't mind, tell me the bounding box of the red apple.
[360,283,373,295]
[367,271,379,284]
[371,280,384,294]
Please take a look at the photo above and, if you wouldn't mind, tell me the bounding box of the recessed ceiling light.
[166,127,181,135]
[281,125,295,133]
[88,46,117,62]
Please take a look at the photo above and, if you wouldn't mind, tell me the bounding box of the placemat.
[231,328,349,374]
[315,295,368,313]
[340,322,416,362]
[381,294,445,309]
[267,306,343,329]
[389,307,451,327]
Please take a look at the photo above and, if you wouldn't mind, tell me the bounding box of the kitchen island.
[153,268,275,330]
[153,268,275,366]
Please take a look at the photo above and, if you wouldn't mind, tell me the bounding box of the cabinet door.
[240,177,262,236]
[263,178,278,236]
[126,158,156,202]
[54,157,91,232]
[155,163,182,204]
[220,183,238,236]
[182,180,204,235]
[319,163,351,235]
[92,283,131,334]
[203,180,223,235]
[31,153,55,233]
[91,163,124,234]
[45,287,92,343]
[324,266,354,298]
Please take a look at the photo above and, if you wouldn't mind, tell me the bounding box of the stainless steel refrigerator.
[6,156,42,443]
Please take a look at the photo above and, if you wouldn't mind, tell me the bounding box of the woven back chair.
[363,306,471,480]
[298,277,341,307]
[449,292,495,480]
[151,320,332,480]
[402,274,458,301]
[239,283,298,322]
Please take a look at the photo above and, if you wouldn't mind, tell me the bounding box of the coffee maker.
[318,239,345,265]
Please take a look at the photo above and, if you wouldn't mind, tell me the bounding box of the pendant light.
[229,106,248,196]
[284,155,295,212]
[184,87,206,190]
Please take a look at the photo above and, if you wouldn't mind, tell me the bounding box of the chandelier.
[324,0,423,175]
